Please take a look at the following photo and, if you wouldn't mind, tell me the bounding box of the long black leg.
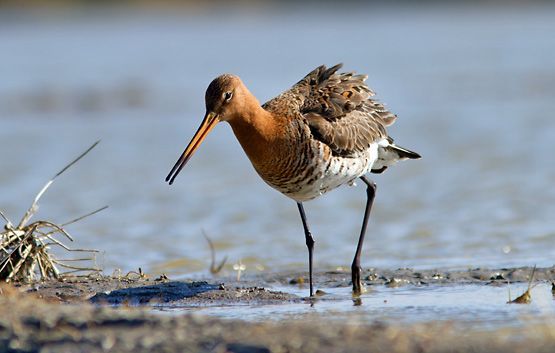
[352,176,376,295]
[297,202,315,297]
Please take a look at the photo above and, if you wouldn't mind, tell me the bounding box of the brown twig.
[17,141,100,229]
[508,265,537,304]
[202,230,227,275]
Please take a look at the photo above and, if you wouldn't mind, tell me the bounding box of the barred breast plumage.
[252,119,378,202]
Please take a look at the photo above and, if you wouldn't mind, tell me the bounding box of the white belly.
[279,142,379,202]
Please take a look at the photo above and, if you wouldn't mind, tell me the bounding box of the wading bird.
[166,64,420,296]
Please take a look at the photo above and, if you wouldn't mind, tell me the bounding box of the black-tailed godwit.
[166,64,420,296]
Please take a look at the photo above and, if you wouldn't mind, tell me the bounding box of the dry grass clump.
[1,142,105,282]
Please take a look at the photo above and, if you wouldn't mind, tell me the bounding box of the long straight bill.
[166,112,219,185]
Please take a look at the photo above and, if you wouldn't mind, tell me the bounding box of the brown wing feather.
[262,64,398,157]
[305,111,388,157]
[289,64,397,157]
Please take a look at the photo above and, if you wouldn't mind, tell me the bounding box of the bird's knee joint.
[366,182,376,195]
[305,234,315,248]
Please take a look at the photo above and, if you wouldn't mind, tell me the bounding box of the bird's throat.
[228,107,286,171]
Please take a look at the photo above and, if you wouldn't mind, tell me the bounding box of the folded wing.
[291,64,397,157]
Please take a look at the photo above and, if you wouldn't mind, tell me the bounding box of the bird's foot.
[351,266,367,295]
[352,282,368,296]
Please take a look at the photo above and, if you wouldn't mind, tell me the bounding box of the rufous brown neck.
[227,102,286,171]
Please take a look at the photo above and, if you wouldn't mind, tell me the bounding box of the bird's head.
[165,74,250,185]
[204,74,248,122]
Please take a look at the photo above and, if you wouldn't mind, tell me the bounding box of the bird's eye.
[223,91,233,102]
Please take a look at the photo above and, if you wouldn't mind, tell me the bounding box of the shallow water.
[1,4,555,278]
[158,283,555,329]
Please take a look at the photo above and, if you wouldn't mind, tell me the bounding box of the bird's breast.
[254,139,379,202]
[229,114,379,202]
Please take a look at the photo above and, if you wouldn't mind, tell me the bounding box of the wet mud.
[2,266,555,353]
[18,266,555,305]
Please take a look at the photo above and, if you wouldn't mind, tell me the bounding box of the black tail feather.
[390,144,421,159]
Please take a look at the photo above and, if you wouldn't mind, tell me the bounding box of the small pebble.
[155,274,169,282]
[385,278,409,288]
[490,273,505,280]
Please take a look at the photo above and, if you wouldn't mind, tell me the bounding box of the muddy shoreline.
[2,266,555,353]
[17,266,555,304]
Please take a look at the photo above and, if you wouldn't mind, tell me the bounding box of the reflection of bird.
[166,64,420,297]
